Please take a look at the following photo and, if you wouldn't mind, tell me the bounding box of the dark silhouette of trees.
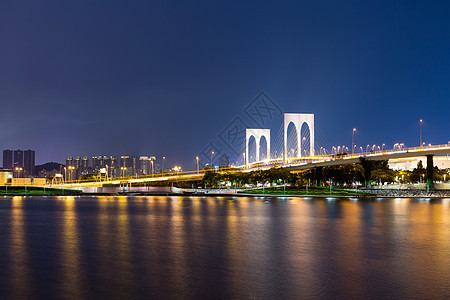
[409,160,426,183]
[202,168,294,187]
[370,160,397,184]
[201,159,446,188]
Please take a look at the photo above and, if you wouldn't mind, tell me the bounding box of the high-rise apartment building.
[13,150,24,169]
[24,150,35,176]
[110,156,119,177]
[131,156,139,176]
[81,157,90,174]
[139,156,151,175]
[66,157,74,167]
[66,154,156,179]
[3,150,13,169]
[139,156,156,175]
[3,149,35,177]
[91,156,100,171]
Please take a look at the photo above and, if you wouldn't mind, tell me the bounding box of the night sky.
[1,1,450,169]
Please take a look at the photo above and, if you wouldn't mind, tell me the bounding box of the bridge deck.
[48,145,450,188]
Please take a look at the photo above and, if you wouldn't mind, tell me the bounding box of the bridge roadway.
[56,173,204,188]
[52,144,450,188]
[283,144,450,171]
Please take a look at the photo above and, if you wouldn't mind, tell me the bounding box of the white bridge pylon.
[284,113,315,161]
[245,129,270,165]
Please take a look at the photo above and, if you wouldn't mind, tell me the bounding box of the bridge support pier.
[426,155,434,190]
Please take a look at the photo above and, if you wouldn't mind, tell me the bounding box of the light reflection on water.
[9,196,31,299]
[0,196,450,298]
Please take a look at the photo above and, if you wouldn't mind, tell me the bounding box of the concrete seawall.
[359,189,450,197]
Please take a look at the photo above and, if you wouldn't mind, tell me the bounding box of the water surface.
[0,196,449,299]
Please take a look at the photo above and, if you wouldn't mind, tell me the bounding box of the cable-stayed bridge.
[50,113,450,190]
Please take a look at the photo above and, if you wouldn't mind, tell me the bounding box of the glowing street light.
[173,166,181,175]
[211,151,214,169]
[15,167,23,178]
[195,156,199,174]
[420,119,423,147]
[121,166,127,177]
[162,156,165,175]
[68,166,75,181]
[352,128,356,154]
[302,137,306,156]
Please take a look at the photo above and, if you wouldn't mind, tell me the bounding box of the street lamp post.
[196,157,199,174]
[302,137,306,157]
[68,166,74,181]
[210,151,214,169]
[162,157,165,175]
[352,128,356,155]
[15,167,22,178]
[420,119,423,147]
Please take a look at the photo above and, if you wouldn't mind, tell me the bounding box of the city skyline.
[2,2,450,299]
[1,1,449,167]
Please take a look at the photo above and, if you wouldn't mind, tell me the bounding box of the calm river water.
[0,196,449,299]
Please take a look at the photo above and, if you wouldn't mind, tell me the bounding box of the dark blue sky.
[1,1,449,169]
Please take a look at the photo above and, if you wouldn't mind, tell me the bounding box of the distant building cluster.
[65,155,156,180]
[1,149,159,181]
[2,149,35,177]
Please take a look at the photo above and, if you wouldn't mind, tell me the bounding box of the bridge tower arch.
[245,129,270,165]
[284,113,314,161]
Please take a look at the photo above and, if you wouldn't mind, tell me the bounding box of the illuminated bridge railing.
[56,144,450,186]
[242,143,450,169]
